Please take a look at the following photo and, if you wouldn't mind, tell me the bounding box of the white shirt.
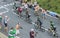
[16,30,20,35]
[24,4,28,9]
[4,18,7,23]
[34,2,37,5]
[15,36,20,38]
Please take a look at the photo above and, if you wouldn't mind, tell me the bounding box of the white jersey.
[16,29,20,35]
[15,36,20,38]
[4,18,7,23]
[34,2,37,5]
[24,4,28,9]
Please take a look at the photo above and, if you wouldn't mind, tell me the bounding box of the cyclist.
[17,7,22,17]
[50,21,56,36]
[30,29,35,38]
[13,2,16,10]
[50,21,55,31]
[37,16,42,29]
[25,10,30,20]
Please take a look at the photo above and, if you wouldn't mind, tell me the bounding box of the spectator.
[34,5,40,16]
[8,27,16,38]
[34,1,37,6]
[42,9,47,19]
[24,3,28,10]
[4,16,9,32]
[16,23,20,35]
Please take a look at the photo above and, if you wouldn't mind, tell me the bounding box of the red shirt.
[18,7,22,13]
[30,31,34,38]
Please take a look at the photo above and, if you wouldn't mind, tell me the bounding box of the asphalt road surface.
[0,0,60,38]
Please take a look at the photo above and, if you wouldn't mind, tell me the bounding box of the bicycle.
[33,22,45,32]
[48,28,58,38]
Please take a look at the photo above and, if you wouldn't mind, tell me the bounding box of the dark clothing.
[4,18,8,27]
[54,27,56,31]
[4,22,7,27]
[28,4,32,8]
[26,11,30,18]
[5,23,7,27]
[56,15,59,18]
[28,14,30,18]
[37,18,42,29]
[37,18,42,26]
[30,31,34,38]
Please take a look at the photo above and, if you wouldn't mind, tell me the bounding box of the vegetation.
[37,0,60,14]
[27,0,60,14]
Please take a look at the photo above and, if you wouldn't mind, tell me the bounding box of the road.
[0,0,60,38]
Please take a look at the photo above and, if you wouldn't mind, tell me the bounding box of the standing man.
[8,27,16,38]
[24,2,28,11]
[34,5,40,16]
[15,22,23,38]
[42,9,47,19]
[4,16,9,32]
[16,22,20,35]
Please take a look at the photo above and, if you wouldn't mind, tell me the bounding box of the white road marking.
[0,1,20,8]
[0,2,14,15]
[32,22,49,31]
[13,12,18,16]
[0,1,20,15]
[0,7,9,15]
[11,9,19,16]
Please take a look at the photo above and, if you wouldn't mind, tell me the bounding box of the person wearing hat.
[30,29,35,38]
